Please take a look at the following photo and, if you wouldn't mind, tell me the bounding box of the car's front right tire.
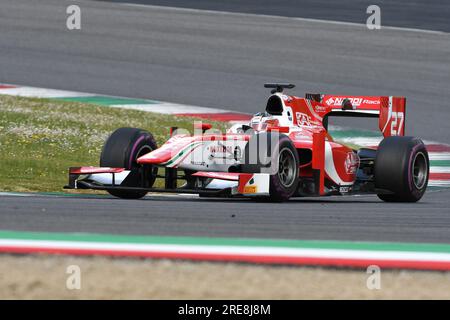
[242,132,299,202]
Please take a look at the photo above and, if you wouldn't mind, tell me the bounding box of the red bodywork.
[66,88,407,198]
[136,92,406,193]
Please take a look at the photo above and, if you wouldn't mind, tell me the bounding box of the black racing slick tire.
[242,132,299,202]
[374,136,429,202]
[100,127,158,199]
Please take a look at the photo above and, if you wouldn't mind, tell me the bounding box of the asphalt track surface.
[100,0,450,32]
[1,191,450,243]
[1,0,450,243]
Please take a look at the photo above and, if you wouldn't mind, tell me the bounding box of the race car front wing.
[64,166,270,197]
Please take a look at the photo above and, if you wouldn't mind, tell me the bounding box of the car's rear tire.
[100,127,158,199]
[374,136,429,202]
[242,132,299,202]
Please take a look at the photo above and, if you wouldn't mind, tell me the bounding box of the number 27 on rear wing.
[307,94,406,137]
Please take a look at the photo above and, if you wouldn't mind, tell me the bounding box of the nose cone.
[137,135,201,165]
[137,148,172,164]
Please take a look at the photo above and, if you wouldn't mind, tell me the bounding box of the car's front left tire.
[100,127,158,199]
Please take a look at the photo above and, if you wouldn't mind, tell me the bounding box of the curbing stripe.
[0,192,34,197]
[55,96,158,106]
[0,84,248,121]
[429,153,450,161]
[1,230,450,253]
[175,112,252,122]
[431,160,450,167]
[108,103,233,115]
[429,180,450,187]
[2,245,450,270]
[430,173,450,180]
[426,144,450,153]
[2,240,450,262]
[430,167,450,174]
[2,232,450,270]
[0,84,16,89]
[0,86,95,98]
[328,129,381,138]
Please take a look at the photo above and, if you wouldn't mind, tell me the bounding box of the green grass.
[0,95,227,192]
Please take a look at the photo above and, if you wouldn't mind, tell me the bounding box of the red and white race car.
[65,83,429,202]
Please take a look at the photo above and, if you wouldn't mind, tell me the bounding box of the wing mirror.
[194,122,213,134]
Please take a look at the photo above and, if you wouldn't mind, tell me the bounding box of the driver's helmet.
[249,112,280,131]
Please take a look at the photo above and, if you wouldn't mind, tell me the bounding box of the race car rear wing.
[305,94,406,137]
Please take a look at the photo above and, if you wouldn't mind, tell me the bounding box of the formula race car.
[65,83,429,202]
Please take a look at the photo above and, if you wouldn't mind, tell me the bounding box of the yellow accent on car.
[243,186,257,194]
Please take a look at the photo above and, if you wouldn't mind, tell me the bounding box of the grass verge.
[0,95,227,192]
